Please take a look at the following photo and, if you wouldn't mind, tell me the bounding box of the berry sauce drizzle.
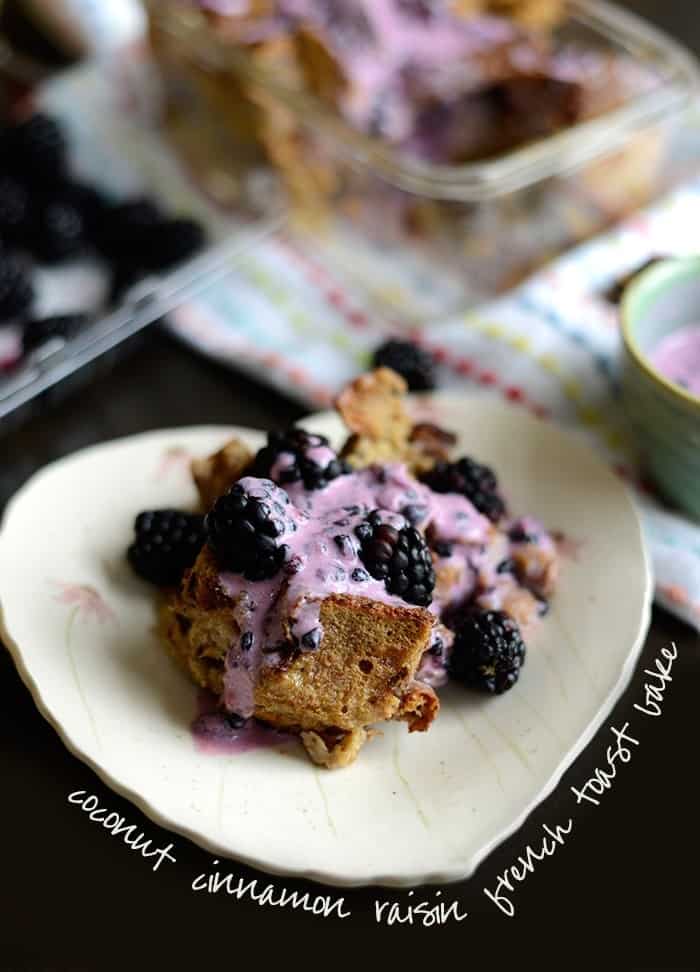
[191,690,295,755]
[218,464,489,716]
[213,462,557,719]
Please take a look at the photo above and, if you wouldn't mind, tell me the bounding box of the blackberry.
[60,180,110,238]
[401,502,429,526]
[139,218,206,271]
[22,313,87,352]
[127,509,206,586]
[508,522,536,543]
[301,628,321,651]
[251,427,350,491]
[449,609,525,694]
[355,510,435,606]
[205,479,291,581]
[372,338,437,391]
[30,199,85,263]
[322,0,374,47]
[94,198,162,261]
[0,253,33,319]
[108,263,149,306]
[396,0,440,18]
[0,175,31,243]
[421,456,506,522]
[3,113,68,183]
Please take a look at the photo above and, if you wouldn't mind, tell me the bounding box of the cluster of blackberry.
[128,481,294,587]
[354,510,436,607]
[0,112,205,362]
[127,425,526,694]
[421,455,506,522]
[251,427,350,491]
[205,480,293,581]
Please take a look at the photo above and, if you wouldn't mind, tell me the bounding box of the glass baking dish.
[146,0,700,318]
[0,63,282,430]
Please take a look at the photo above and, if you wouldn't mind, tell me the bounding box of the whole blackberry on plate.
[22,313,87,353]
[0,253,33,319]
[421,456,506,522]
[3,113,68,183]
[449,610,525,694]
[0,175,31,243]
[372,339,436,391]
[355,510,435,606]
[206,479,291,581]
[128,509,206,586]
[30,199,84,263]
[251,427,350,491]
[140,217,206,271]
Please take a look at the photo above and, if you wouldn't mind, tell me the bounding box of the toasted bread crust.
[337,368,412,449]
[337,368,455,475]
[397,681,440,732]
[254,593,434,732]
[300,727,370,769]
[191,438,253,510]
[162,545,237,695]
[512,543,559,598]
[163,545,437,766]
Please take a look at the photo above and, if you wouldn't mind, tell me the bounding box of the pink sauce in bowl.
[648,324,700,398]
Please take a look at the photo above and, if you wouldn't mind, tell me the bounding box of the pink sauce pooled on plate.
[192,689,295,754]
[649,324,700,397]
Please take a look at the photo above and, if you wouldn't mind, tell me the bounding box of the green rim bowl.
[621,256,700,521]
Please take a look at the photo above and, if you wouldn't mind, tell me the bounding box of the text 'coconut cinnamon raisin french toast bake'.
[127,369,559,768]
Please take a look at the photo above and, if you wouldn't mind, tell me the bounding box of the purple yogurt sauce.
[209,462,557,721]
[192,690,295,754]
[649,324,700,397]
[216,466,494,717]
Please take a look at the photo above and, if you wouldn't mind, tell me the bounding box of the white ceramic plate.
[0,397,652,887]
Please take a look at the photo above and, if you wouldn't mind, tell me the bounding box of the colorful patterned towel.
[168,182,700,632]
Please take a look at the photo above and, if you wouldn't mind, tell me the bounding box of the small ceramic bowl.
[621,256,700,521]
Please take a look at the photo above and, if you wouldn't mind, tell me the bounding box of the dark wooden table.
[2,2,699,969]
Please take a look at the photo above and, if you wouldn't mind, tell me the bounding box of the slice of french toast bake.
[129,369,558,768]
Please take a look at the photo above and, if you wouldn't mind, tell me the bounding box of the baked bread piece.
[164,545,436,767]
[149,1,578,182]
[148,0,659,287]
[459,0,566,29]
[338,367,454,474]
[157,367,560,768]
[190,367,458,512]
[191,438,253,511]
